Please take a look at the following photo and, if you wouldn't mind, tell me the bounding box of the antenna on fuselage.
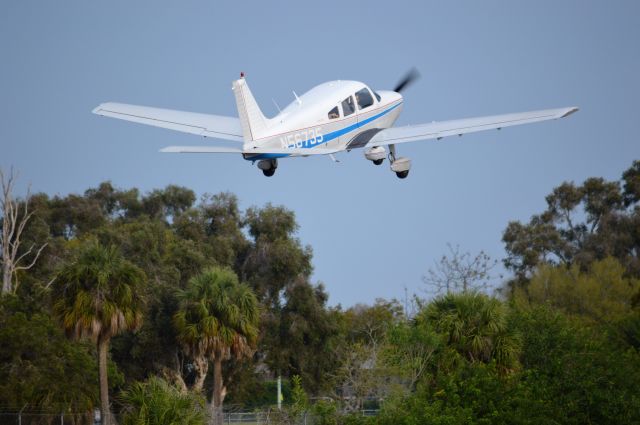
[272,98,281,113]
[293,91,301,105]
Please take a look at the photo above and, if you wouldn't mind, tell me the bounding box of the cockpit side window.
[342,96,355,117]
[328,106,339,120]
[374,91,381,102]
[355,87,374,110]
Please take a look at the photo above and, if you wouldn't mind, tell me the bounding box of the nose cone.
[377,90,403,104]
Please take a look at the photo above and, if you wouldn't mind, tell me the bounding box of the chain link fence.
[0,411,103,425]
[0,409,378,425]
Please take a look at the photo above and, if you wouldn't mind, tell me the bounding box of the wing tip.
[561,107,579,118]
[92,102,113,115]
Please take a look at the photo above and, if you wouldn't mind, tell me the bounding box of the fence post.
[19,404,27,425]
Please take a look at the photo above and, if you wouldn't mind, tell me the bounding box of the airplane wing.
[160,146,342,156]
[92,102,244,142]
[363,106,578,148]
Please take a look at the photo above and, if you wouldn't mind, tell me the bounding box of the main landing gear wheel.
[257,159,278,177]
[388,144,411,179]
[365,146,386,165]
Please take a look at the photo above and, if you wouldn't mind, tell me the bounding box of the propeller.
[393,68,421,93]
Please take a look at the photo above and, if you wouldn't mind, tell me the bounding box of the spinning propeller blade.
[393,68,421,93]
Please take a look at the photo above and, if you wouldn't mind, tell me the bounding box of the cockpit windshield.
[355,87,374,110]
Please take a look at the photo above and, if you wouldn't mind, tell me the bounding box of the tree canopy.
[1,162,639,424]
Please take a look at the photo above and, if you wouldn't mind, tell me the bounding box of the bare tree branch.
[423,243,499,295]
[1,167,47,294]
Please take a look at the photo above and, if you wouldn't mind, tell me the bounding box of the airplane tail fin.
[232,75,269,144]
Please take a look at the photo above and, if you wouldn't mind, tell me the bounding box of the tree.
[515,257,639,325]
[422,292,521,372]
[263,280,342,395]
[173,267,259,425]
[1,168,47,294]
[383,320,439,391]
[0,297,100,417]
[240,203,316,398]
[511,305,640,425]
[120,376,205,425]
[53,240,146,425]
[241,204,313,306]
[140,185,196,221]
[422,244,498,295]
[503,161,640,280]
[335,300,404,410]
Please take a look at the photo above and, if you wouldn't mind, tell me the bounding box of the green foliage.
[242,203,313,305]
[503,161,640,279]
[512,305,640,424]
[173,265,259,417]
[53,239,147,342]
[264,281,343,394]
[174,267,259,360]
[4,173,640,424]
[516,257,639,324]
[310,399,340,425]
[384,319,439,390]
[422,292,521,372]
[224,378,292,409]
[343,299,403,345]
[0,297,98,412]
[120,376,205,425]
[290,375,308,416]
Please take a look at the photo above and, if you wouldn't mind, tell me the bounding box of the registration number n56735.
[280,127,324,149]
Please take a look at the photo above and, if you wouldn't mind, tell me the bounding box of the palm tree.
[422,292,520,372]
[173,267,259,425]
[53,240,146,425]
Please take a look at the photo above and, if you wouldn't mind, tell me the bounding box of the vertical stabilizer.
[232,76,270,144]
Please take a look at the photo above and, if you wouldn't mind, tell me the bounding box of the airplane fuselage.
[242,81,403,161]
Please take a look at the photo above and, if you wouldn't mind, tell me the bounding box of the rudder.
[232,75,270,144]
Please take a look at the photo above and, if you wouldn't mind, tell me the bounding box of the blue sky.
[2,1,639,306]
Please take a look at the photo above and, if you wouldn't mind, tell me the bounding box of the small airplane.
[93,70,578,178]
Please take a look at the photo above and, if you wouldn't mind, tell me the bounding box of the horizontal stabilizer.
[160,145,341,156]
[93,102,243,142]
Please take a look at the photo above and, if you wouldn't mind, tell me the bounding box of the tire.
[262,168,276,177]
[373,159,384,165]
[395,170,409,179]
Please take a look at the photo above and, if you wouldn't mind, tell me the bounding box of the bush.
[120,376,205,425]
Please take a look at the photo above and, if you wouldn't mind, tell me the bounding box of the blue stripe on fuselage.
[244,101,402,161]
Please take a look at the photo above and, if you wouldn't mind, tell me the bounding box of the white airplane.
[93,70,578,178]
